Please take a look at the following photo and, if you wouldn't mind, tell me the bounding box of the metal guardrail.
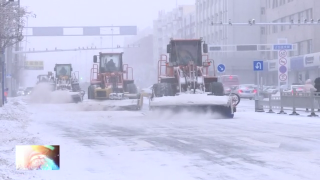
[255,89,320,117]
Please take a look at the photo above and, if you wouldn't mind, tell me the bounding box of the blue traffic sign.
[273,44,293,50]
[279,65,287,73]
[217,64,225,73]
[253,61,264,71]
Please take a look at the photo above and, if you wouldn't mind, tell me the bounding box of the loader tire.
[127,83,138,94]
[88,85,95,99]
[210,82,224,96]
[153,83,174,97]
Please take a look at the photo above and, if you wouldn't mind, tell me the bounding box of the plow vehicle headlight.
[202,62,211,67]
[166,62,175,67]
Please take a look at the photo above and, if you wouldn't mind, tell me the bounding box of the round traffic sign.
[217,64,225,73]
[279,74,287,81]
[279,50,287,58]
[279,58,287,66]
[279,65,287,74]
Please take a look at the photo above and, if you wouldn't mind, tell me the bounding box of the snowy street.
[1,97,320,180]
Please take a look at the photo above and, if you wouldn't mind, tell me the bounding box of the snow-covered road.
[2,97,320,180]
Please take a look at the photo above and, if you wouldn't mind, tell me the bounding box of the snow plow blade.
[149,94,235,118]
[70,92,82,103]
[85,98,142,111]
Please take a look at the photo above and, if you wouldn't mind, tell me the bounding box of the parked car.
[283,85,304,93]
[231,84,257,100]
[224,86,233,95]
[265,86,278,93]
[24,87,33,95]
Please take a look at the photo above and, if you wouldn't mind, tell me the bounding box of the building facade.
[153,5,196,71]
[196,0,263,83]
[263,0,320,85]
[123,28,155,88]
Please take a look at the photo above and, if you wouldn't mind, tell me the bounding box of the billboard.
[24,61,44,70]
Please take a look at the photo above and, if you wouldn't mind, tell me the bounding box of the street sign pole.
[253,60,264,97]
[257,71,260,97]
[275,39,291,87]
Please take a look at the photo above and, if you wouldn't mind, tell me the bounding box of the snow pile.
[144,106,226,120]
[150,94,229,106]
[0,97,40,179]
[29,83,72,104]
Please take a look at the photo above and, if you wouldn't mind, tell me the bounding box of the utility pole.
[13,0,20,96]
[0,0,13,106]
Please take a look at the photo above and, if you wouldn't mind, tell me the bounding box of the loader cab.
[37,75,49,83]
[166,39,208,66]
[54,64,72,79]
[96,53,123,73]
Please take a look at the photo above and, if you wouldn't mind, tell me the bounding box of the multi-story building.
[196,0,263,83]
[263,0,320,85]
[153,5,195,72]
[123,28,155,88]
[181,11,196,39]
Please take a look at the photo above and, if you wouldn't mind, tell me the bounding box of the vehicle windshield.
[56,65,71,77]
[171,41,202,66]
[100,54,120,73]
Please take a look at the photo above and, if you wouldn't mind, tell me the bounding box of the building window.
[307,39,313,53]
[289,51,294,57]
[272,20,278,33]
[273,0,278,8]
[261,27,266,35]
[261,7,265,15]
[298,42,303,55]
[289,15,293,29]
[273,51,278,59]
[306,8,313,20]
[281,17,285,31]
[299,11,304,21]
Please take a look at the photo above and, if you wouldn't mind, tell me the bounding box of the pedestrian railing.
[255,89,320,117]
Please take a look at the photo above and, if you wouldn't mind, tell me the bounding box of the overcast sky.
[20,0,195,86]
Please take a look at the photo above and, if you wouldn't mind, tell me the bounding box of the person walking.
[314,77,320,111]
[304,79,316,111]
[4,88,8,103]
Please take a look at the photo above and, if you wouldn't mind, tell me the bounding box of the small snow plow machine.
[149,39,238,118]
[36,72,56,90]
[87,52,141,110]
[53,64,85,103]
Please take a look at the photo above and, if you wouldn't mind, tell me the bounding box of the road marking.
[176,139,192,144]
[237,137,280,148]
[201,149,216,154]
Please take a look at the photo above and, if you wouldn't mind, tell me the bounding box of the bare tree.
[0,1,30,51]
